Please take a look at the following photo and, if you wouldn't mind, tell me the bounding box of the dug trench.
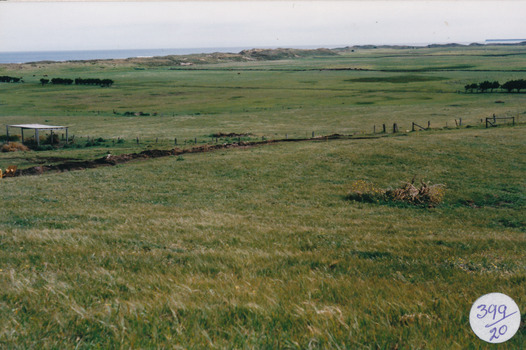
[9,134,382,177]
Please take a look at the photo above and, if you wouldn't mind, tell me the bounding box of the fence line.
[1,114,522,150]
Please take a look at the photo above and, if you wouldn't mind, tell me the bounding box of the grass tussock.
[348,178,446,207]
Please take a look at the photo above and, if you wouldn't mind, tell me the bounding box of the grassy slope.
[1,127,525,348]
[0,46,525,348]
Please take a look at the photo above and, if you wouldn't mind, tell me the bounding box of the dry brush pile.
[1,142,30,153]
[348,178,446,207]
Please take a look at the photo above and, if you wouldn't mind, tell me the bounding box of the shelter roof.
[7,124,67,129]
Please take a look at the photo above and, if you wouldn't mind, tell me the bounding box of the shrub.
[44,133,59,145]
[347,180,385,203]
[0,135,20,142]
[36,145,54,151]
[23,136,55,149]
[84,141,102,148]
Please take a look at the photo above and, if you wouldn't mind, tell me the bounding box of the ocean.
[0,47,256,64]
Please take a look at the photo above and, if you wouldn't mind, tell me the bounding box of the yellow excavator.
[1,165,17,178]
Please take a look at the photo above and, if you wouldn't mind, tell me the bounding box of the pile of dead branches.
[386,180,446,207]
[348,178,446,207]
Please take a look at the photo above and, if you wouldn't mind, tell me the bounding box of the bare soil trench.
[10,134,381,177]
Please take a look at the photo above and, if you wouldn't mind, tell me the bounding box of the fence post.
[312,131,315,138]
[459,118,462,126]
[373,126,376,134]
[136,137,139,144]
[393,123,398,133]
[174,138,177,145]
[427,121,430,129]
[382,124,386,133]
[411,122,415,132]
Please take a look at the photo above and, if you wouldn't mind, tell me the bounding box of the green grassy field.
[1,45,525,140]
[1,46,525,348]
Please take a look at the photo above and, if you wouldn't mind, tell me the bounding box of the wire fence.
[1,114,522,151]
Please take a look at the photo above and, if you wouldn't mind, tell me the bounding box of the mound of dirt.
[211,132,253,138]
[12,133,368,178]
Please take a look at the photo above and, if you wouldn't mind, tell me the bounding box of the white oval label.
[469,293,521,343]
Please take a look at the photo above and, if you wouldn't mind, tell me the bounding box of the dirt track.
[10,134,380,177]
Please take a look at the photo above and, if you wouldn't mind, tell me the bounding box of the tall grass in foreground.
[0,126,524,348]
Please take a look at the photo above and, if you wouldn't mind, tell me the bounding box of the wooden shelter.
[5,124,68,146]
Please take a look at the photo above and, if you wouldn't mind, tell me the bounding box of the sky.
[1,1,525,52]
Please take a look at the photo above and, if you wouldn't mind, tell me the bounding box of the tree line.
[40,77,114,87]
[464,79,526,93]
[0,75,22,83]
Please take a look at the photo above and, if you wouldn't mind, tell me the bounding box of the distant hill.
[332,43,468,51]
[239,48,337,60]
[6,42,526,67]
[43,47,336,68]
[334,41,526,51]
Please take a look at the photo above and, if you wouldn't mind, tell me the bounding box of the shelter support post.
[66,128,69,143]
[21,128,24,143]
[6,126,9,144]
[35,129,39,146]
